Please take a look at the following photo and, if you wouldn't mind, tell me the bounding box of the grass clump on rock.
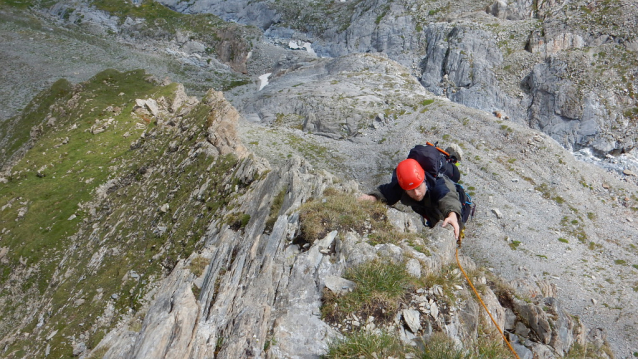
[322,259,411,325]
[564,343,616,359]
[326,331,409,359]
[298,187,392,243]
[325,328,513,358]
[418,332,513,359]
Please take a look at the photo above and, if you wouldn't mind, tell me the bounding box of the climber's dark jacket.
[369,173,462,227]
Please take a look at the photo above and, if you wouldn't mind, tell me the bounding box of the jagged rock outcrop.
[523,57,633,153]
[145,0,638,157]
[485,0,563,21]
[416,23,524,122]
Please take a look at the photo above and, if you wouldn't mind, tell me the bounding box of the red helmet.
[396,159,424,190]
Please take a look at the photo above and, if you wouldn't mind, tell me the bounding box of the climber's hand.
[442,212,460,240]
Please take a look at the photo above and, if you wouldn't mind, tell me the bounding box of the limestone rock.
[405,258,421,278]
[513,298,552,344]
[202,90,247,158]
[402,309,421,333]
[324,275,355,295]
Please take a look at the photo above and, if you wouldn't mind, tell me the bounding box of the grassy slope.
[0,69,252,357]
[0,79,74,169]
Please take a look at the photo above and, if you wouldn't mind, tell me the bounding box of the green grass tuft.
[321,259,410,324]
[299,190,391,243]
[326,331,409,358]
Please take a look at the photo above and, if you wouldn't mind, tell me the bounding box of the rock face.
[92,178,602,359]
[144,0,638,156]
[416,24,521,122]
[5,0,638,156]
[99,158,338,358]
[95,184,594,359]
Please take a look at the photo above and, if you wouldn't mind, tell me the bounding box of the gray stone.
[144,98,159,117]
[402,309,421,333]
[504,308,517,331]
[512,342,534,359]
[405,258,421,278]
[324,275,355,295]
[515,321,531,337]
[73,341,87,357]
[430,302,439,319]
[514,298,551,344]
[374,243,404,263]
[527,341,557,359]
[182,40,206,54]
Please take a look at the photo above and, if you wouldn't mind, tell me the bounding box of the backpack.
[407,143,475,224]
[407,142,460,182]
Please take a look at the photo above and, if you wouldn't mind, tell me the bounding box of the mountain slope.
[235,52,638,357]
[1,0,638,358]
[158,0,638,159]
[2,53,636,358]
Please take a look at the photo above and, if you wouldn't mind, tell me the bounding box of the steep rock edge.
[235,51,638,358]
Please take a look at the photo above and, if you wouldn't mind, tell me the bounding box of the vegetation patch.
[534,183,568,206]
[559,215,588,243]
[325,331,408,358]
[188,256,210,277]
[225,211,251,230]
[321,259,411,325]
[298,189,391,243]
[265,187,287,232]
[0,79,73,168]
[565,342,616,358]
[418,331,512,359]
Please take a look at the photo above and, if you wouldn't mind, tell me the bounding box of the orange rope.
[455,246,521,359]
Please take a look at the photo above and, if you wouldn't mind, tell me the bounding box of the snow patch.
[258,73,272,91]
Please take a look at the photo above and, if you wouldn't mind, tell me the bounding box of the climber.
[359,146,464,240]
